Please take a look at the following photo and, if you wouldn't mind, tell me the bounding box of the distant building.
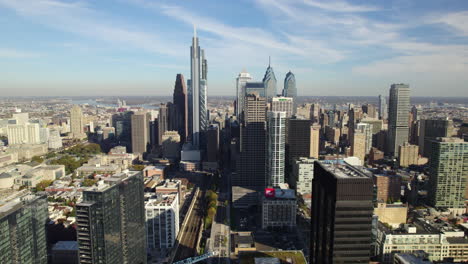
[0,193,48,264]
[7,123,40,145]
[428,137,467,214]
[310,125,320,159]
[287,118,312,163]
[206,124,219,163]
[351,132,366,164]
[271,97,293,118]
[161,131,181,160]
[236,70,253,117]
[261,187,296,230]
[369,147,384,165]
[374,202,407,228]
[145,193,179,250]
[311,161,373,263]
[418,119,453,157]
[76,171,146,264]
[398,143,419,167]
[262,60,277,99]
[387,84,410,157]
[131,112,149,155]
[70,105,86,139]
[158,103,168,146]
[173,74,188,143]
[378,95,387,120]
[48,129,63,149]
[282,71,297,114]
[6,144,48,161]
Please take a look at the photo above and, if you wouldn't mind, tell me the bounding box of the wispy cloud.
[433,11,468,36]
[301,0,380,13]
[0,48,43,58]
[0,0,183,56]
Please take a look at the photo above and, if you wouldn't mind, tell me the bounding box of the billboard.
[264,188,275,198]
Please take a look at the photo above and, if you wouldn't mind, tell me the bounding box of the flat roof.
[319,161,371,179]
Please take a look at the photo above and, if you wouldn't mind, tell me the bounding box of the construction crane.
[173,251,218,264]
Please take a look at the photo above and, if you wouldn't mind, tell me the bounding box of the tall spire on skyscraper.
[193,24,197,38]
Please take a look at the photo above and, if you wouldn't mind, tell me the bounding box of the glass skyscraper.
[387,84,410,157]
[0,193,48,264]
[267,111,287,187]
[76,171,146,264]
[262,59,277,99]
[188,27,208,149]
[282,71,296,113]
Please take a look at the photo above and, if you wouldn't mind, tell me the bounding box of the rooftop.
[320,161,371,179]
[52,241,79,251]
[239,251,307,264]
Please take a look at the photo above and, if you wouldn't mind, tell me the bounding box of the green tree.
[45,152,57,159]
[131,164,145,171]
[82,178,98,187]
[35,180,53,191]
[31,156,44,163]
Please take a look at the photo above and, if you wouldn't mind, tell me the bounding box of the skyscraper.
[131,112,149,154]
[70,105,85,139]
[267,111,286,187]
[262,58,277,99]
[233,93,267,206]
[0,193,48,264]
[76,171,146,264]
[282,71,297,113]
[188,27,208,149]
[271,97,293,118]
[288,118,313,163]
[378,95,387,120]
[173,74,188,143]
[310,125,320,159]
[236,70,252,117]
[311,161,373,263]
[158,104,168,146]
[418,119,453,157]
[428,137,467,214]
[387,84,410,157]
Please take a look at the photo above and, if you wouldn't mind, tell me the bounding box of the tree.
[45,152,57,159]
[35,180,53,191]
[82,178,98,187]
[131,164,145,171]
[31,156,44,163]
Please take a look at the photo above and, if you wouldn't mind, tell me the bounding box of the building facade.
[267,111,286,187]
[145,193,179,250]
[173,74,188,143]
[282,71,296,114]
[70,105,86,139]
[311,161,374,263]
[387,84,410,157]
[131,112,149,155]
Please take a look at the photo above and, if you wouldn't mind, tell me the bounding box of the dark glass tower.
[311,161,373,264]
[173,74,188,143]
[76,171,146,264]
[282,71,297,113]
[0,193,48,264]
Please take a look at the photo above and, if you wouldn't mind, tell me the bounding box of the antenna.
[269,56,271,67]
[193,24,197,38]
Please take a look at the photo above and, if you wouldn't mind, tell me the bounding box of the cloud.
[0,0,183,56]
[301,0,380,12]
[433,11,468,36]
[0,48,43,58]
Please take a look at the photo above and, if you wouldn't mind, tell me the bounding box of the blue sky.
[0,0,467,97]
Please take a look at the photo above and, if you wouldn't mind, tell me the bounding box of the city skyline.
[0,0,468,97]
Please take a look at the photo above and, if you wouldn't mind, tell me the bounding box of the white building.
[356,122,373,155]
[267,111,286,187]
[236,70,253,117]
[271,97,294,118]
[291,157,315,195]
[145,193,180,250]
[48,129,63,149]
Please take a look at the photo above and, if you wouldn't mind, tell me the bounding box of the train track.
[173,189,204,261]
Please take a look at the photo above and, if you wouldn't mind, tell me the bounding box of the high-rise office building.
[70,105,86,139]
[428,138,467,214]
[388,84,410,157]
[112,111,133,151]
[7,123,40,145]
[282,71,297,113]
[271,97,293,118]
[262,59,277,99]
[310,125,320,159]
[310,103,320,123]
[161,131,181,160]
[0,193,48,264]
[267,111,286,187]
[206,124,220,163]
[158,104,168,146]
[351,131,366,164]
[173,74,188,143]
[288,118,313,163]
[188,28,208,149]
[356,122,373,154]
[236,70,253,117]
[245,82,265,98]
[131,112,149,154]
[362,104,377,119]
[76,171,146,264]
[311,161,373,263]
[378,95,387,120]
[234,93,267,191]
[291,157,316,195]
[418,119,453,157]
